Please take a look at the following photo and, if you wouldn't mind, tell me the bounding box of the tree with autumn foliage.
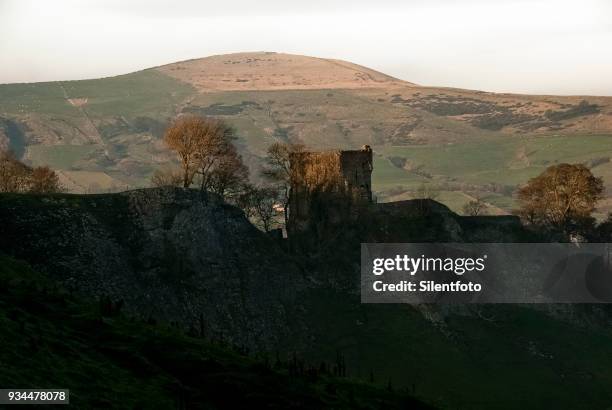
[163,115,248,199]
[0,150,31,192]
[0,150,62,194]
[516,163,603,233]
[29,165,62,193]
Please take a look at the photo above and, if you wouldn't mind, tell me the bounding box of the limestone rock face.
[0,188,304,349]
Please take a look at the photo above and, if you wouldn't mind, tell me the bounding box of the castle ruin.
[288,145,373,233]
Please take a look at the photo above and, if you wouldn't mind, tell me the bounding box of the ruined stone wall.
[339,148,373,201]
[289,150,343,225]
[288,146,373,234]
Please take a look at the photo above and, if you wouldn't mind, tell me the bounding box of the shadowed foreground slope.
[0,255,429,409]
[3,189,612,409]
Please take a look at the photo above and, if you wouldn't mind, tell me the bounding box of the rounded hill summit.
[155,52,413,92]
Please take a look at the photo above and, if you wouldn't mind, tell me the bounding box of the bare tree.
[191,120,235,192]
[516,163,603,232]
[150,168,183,188]
[206,148,249,199]
[463,197,486,216]
[235,184,258,220]
[413,182,440,216]
[238,185,281,232]
[261,142,305,227]
[164,115,215,188]
[163,115,249,198]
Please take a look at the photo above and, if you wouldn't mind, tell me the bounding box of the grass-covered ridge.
[0,70,194,118]
[2,56,612,214]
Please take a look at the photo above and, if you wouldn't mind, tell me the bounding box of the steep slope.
[0,255,429,409]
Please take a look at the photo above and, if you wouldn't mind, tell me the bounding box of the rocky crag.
[0,188,531,345]
[0,188,305,350]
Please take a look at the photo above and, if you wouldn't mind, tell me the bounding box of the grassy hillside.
[0,255,428,409]
[0,70,194,190]
[1,52,612,214]
[374,134,612,216]
[0,70,193,117]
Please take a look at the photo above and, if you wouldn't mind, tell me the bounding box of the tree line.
[2,113,610,242]
[152,114,304,233]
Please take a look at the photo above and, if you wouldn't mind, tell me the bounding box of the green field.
[62,70,194,119]
[0,70,192,119]
[0,82,81,117]
[373,134,612,215]
[28,144,98,170]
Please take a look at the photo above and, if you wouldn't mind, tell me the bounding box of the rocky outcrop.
[0,188,305,350]
[0,188,535,348]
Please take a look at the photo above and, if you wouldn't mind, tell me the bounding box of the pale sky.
[1,0,611,95]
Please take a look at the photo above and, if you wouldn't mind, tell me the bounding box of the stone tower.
[288,145,373,233]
